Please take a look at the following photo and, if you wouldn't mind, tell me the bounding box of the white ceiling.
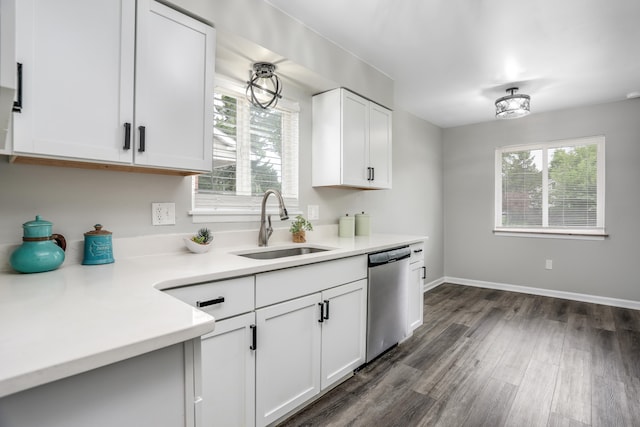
[264,0,640,128]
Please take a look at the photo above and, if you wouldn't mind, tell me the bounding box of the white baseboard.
[422,277,446,293]
[442,276,640,311]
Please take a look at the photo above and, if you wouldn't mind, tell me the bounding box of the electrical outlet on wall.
[152,202,176,226]
[545,259,553,270]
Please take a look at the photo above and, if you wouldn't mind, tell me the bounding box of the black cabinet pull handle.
[323,300,330,320]
[196,296,225,308]
[138,126,146,152]
[250,324,257,350]
[413,249,423,254]
[371,167,375,181]
[318,302,324,323]
[421,266,427,280]
[13,63,23,113]
[123,123,131,150]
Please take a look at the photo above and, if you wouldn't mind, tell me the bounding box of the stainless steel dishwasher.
[366,246,411,363]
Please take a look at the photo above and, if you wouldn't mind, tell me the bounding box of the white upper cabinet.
[12,0,214,174]
[134,0,214,171]
[312,88,392,189]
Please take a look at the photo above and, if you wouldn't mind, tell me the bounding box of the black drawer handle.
[196,296,225,308]
[413,249,423,254]
[318,302,324,323]
[250,324,257,350]
[323,300,330,320]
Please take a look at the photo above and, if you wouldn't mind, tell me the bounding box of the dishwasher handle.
[368,246,411,267]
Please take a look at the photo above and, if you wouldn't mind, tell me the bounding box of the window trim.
[190,75,300,223]
[494,135,606,237]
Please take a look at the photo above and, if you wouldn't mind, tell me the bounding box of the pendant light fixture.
[495,87,530,119]
[246,62,283,109]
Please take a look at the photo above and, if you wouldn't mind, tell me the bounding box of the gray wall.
[0,0,445,281]
[443,98,640,301]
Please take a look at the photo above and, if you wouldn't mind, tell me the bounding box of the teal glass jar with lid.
[10,215,66,273]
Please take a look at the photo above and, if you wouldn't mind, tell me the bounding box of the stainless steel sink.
[235,246,330,260]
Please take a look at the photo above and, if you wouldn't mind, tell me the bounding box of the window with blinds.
[192,77,299,220]
[495,136,605,235]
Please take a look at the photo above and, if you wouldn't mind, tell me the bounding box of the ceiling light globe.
[495,87,530,119]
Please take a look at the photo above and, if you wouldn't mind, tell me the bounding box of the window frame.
[494,135,606,238]
[190,76,300,223]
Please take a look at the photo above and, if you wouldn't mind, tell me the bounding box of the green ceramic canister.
[10,215,66,273]
[83,224,114,265]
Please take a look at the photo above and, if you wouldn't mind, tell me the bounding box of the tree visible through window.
[495,136,604,234]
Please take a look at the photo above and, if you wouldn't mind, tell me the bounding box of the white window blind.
[495,136,605,235]
[192,77,299,221]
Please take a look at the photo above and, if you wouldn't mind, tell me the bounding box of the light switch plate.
[307,205,319,220]
[152,202,176,225]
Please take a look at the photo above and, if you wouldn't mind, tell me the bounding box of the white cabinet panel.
[201,313,255,427]
[0,342,195,427]
[341,91,369,187]
[407,242,425,336]
[255,293,322,427]
[13,0,135,163]
[320,279,367,390]
[165,276,254,321]
[255,255,367,308]
[134,0,214,171]
[369,103,393,189]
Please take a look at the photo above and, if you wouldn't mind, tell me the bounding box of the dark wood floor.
[278,283,640,427]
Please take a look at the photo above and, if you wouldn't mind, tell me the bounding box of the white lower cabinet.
[407,242,426,336]
[320,279,367,390]
[255,279,367,427]
[255,293,322,427]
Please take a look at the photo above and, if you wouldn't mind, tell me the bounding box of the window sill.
[189,208,303,224]
[493,229,608,240]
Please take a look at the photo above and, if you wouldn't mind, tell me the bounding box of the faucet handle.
[267,215,274,238]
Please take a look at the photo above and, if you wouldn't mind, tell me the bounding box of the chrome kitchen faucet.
[258,189,289,246]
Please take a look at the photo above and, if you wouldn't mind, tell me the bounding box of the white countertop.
[0,230,425,398]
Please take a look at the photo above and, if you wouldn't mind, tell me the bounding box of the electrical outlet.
[152,202,176,226]
[545,259,553,270]
[308,205,319,220]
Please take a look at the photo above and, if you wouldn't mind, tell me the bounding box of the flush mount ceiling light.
[495,87,530,119]
[246,62,283,109]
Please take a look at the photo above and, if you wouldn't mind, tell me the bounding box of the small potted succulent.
[289,215,313,243]
[185,228,213,253]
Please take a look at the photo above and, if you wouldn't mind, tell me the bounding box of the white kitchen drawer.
[255,255,367,308]
[409,242,425,264]
[165,276,254,320]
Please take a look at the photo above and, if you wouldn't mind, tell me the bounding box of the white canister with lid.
[355,212,370,236]
[338,214,355,237]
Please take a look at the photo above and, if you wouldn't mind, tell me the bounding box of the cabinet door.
[320,279,367,390]
[13,0,135,163]
[341,89,370,187]
[255,293,322,427]
[201,313,255,427]
[368,103,392,189]
[134,0,214,172]
[407,260,425,335]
